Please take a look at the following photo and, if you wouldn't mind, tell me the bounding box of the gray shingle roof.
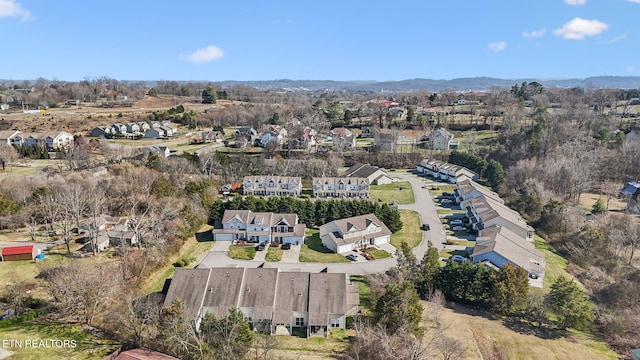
[273,272,310,324]
[163,268,211,319]
[202,268,245,318]
[238,268,279,320]
[308,273,347,325]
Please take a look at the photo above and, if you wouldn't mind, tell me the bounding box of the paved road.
[199,171,446,275]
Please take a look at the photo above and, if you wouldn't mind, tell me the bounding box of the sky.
[1,0,639,82]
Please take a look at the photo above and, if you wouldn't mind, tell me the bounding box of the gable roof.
[202,268,245,318]
[343,163,385,179]
[1,245,35,256]
[238,268,280,319]
[273,272,310,324]
[108,348,179,360]
[163,268,211,319]
[321,214,391,246]
[221,210,252,224]
[472,225,544,275]
[308,273,347,324]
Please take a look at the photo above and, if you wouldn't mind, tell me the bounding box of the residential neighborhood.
[0,73,639,360]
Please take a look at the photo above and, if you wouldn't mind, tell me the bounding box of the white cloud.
[607,32,628,44]
[626,0,640,3]
[627,65,638,73]
[179,45,225,64]
[488,41,507,52]
[565,0,586,5]
[522,28,546,38]
[0,0,34,21]
[553,18,608,40]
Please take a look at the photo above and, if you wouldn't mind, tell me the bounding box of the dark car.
[255,243,265,251]
[281,243,291,250]
[421,223,430,231]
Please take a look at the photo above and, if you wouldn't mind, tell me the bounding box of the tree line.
[208,195,403,233]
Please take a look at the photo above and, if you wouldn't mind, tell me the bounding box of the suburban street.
[199,171,448,275]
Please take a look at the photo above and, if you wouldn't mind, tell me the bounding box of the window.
[330,318,340,328]
[295,317,305,326]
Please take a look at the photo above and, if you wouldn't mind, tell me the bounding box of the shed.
[1,245,37,261]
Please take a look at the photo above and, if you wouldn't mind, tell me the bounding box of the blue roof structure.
[620,182,640,196]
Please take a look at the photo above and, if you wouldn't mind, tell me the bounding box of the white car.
[450,219,463,225]
[441,199,453,204]
[452,226,467,232]
[346,253,358,261]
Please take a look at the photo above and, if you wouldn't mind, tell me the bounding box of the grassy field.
[299,230,349,263]
[428,183,457,198]
[390,210,422,249]
[533,234,574,292]
[370,181,415,204]
[578,192,627,213]
[265,246,283,262]
[0,320,119,360]
[144,225,214,292]
[228,245,256,260]
[437,303,619,360]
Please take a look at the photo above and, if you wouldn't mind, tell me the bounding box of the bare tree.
[41,261,121,325]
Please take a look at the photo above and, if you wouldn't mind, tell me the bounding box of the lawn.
[265,246,283,262]
[350,275,373,310]
[0,320,119,359]
[437,208,466,215]
[364,248,391,260]
[370,181,415,204]
[390,210,422,250]
[436,302,620,360]
[144,225,214,292]
[533,234,574,292]
[299,230,349,263]
[228,245,256,260]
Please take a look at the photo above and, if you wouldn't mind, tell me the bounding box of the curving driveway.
[199,171,446,275]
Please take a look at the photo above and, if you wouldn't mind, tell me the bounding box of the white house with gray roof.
[471,225,545,282]
[320,214,391,253]
[243,176,302,197]
[312,177,369,198]
[212,210,306,244]
[464,194,534,241]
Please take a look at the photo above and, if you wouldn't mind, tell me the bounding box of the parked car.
[441,199,453,204]
[450,219,463,225]
[451,255,469,263]
[255,243,265,251]
[452,226,467,232]
[346,253,358,261]
[421,223,431,231]
[281,243,291,250]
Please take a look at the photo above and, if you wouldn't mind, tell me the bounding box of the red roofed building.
[1,245,37,261]
[103,348,179,360]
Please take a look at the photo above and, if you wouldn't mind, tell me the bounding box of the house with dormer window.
[319,214,391,253]
[242,176,302,197]
[212,210,306,244]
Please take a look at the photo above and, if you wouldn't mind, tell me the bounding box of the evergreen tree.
[484,159,504,186]
[591,197,607,214]
[374,281,424,336]
[489,264,529,315]
[545,276,595,330]
[416,247,441,298]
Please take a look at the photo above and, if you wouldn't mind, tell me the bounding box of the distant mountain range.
[217,76,640,92]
